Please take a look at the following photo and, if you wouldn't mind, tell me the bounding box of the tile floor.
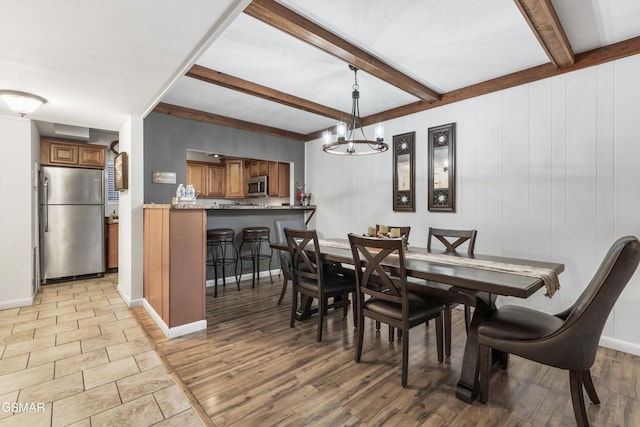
[0,274,203,427]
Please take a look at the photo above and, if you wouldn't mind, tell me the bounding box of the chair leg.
[582,369,600,404]
[478,344,491,404]
[277,278,288,305]
[290,288,298,328]
[351,293,357,326]
[569,370,590,427]
[435,314,444,363]
[317,293,324,342]
[342,294,349,317]
[376,320,381,330]
[355,312,365,362]
[388,325,395,342]
[401,328,409,387]
[444,305,452,357]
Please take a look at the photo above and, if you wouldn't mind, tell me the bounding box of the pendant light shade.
[0,90,47,117]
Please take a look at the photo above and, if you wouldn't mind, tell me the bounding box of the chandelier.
[322,65,388,156]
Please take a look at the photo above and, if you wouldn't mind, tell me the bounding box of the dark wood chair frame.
[285,228,355,342]
[274,219,306,305]
[425,227,478,357]
[348,233,444,387]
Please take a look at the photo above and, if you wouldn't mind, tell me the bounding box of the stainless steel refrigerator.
[39,166,105,282]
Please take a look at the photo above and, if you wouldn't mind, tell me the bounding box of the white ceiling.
[2,0,640,137]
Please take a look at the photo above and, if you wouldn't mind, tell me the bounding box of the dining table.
[271,237,564,403]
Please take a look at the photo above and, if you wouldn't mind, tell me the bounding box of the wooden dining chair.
[424,227,478,357]
[274,218,306,305]
[478,236,640,427]
[285,228,355,342]
[348,233,444,387]
[374,225,411,340]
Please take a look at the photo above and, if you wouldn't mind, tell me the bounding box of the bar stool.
[207,228,240,297]
[239,226,273,288]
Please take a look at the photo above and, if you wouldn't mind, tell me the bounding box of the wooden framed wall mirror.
[428,123,455,212]
[393,131,415,212]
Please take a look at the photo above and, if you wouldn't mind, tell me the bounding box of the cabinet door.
[108,223,119,269]
[258,160,269,176]
[49,143,78,165]
[278,162,290,197]
[187,163,207,196]
[268,161,280,196]
[249,161,259,177]
[206,165,225,197]
[225,160,245,198]
[78,145,106,168]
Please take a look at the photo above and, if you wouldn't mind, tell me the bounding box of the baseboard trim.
[142,299,207,339]
[116,284,144,308]
[206,269,280,287]
[599,335,640,356]
[0,296,34,311]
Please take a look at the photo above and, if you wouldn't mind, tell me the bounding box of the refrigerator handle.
[43,177,49,232]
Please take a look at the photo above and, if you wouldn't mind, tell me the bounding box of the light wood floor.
[135,276,640,427]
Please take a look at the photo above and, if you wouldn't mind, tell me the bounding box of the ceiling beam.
[153,102,306,141]
[344,34,640,138]
[243,0,441,103]
[187,65,352,122]
[156,36,640,143]
[514,0,574,67]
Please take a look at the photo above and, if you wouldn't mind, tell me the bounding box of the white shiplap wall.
[305,54,640,355]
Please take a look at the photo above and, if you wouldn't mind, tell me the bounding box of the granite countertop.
[143,202,316,210]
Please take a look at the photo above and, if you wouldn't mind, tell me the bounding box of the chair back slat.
[348,234,408,305]
[274,219,305,278]
[428,227,477,255]
[285,228,322,283]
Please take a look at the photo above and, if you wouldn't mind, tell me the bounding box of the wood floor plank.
[135,278,640,426]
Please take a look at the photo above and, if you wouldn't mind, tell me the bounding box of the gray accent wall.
[143,112,305,203]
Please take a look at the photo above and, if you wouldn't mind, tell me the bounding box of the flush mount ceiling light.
[322,65,388,156]
[0,90,47,117]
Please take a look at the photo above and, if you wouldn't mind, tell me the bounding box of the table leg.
[455,293,496,403]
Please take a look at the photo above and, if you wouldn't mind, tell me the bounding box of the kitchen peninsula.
[142,203,316,338]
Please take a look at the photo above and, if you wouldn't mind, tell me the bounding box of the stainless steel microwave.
[247,175,268,197]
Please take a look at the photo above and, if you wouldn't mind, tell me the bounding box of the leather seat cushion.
[364,292,443,323]
[478,305,564,341]
[297,273,354,295]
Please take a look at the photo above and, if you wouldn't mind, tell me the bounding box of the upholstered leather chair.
[285,228,355,342]
[274,218,306,305]
[348,233,444,387]
[423,227,478,357]
[478,236,640,427]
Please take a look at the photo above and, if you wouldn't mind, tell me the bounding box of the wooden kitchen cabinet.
[268,161,290,197]
[249,160,268,177]
[40,138,106,169]
[225,159,245,198]
[187,162,207,195]
[207,164,225,197]
[187,161,225,197]
[107,222,118,270]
